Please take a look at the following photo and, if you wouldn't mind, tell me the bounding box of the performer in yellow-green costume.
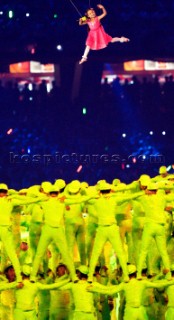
[64,181,86,265]
[13,265,70,320]
[88,265,174,320]
[136,182,174,280]
[0,281,22,320]
[30,185,91,282]
[84,186,99,265]
[49,179,67,271]
[126,174,150,266]
[87,182,143,283]
[114,184,134,265]
[0,265,20,320]
[165,265,174,320]
[58,265,98,320]
[0,183,45,283]
[49,264,72,320]
[28,201,43,261]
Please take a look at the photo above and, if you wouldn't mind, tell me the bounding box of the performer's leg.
[124,306,148,320]
[119,219,133,263]
[111,37,121,43]
[111,37,130,43]
[38,309,50,320]
[137,225,152,278]
[1,227,22,282]
[86,222,97,265]
[165,307,174,320]
[54,227,77,282]
[132,227,144,266]
[0,243,8,273]
[12,212,21,256]
[76,224,86,265]
[49,242,60,274]
[65,223,76,262]
[30,225,51,281]
[14,308,37,320]
[109,225,129,281]
[88,227,106,282]
[79,46,90,64]
[155,226,171,278]
[29,222,42,261]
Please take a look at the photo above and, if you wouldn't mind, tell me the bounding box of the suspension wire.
[69,0,83,17]
[69,0,103,18]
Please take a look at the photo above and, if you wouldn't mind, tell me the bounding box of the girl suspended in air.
[79,4,130,64]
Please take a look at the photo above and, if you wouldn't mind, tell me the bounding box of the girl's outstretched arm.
[97,4,107,20]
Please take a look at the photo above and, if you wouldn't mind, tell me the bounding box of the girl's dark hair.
[85,8,94,17]
[84,8,93,32]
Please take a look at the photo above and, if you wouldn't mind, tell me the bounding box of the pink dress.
[86,17,112,50]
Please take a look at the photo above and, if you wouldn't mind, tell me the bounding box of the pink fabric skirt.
[86,18,112,50]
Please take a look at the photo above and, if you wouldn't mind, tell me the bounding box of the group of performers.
[0,165,174,319]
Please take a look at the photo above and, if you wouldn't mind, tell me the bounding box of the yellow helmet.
[22,264,31,276]
[54,179,66,189]
[40,181,52,193]
[139,174,151,186]
[128,264,136,274]
[68,180,81,193]
[112,178,121,186]
[98,182,111,191]
[81,181,89,189]
[159,166,167,174]
[147,182,158,190]
[0,183,8,191]
[77,265,89,275]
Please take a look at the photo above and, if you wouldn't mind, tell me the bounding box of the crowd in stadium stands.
[0,74,173,188]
